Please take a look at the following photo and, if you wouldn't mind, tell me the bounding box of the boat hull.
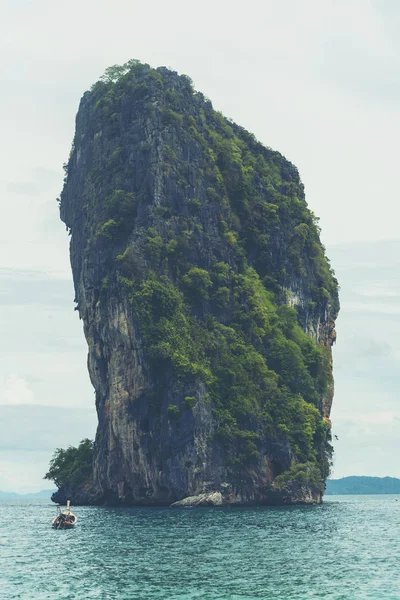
[52,514,77,529]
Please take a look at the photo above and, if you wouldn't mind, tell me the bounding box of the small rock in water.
[171,492,223,507]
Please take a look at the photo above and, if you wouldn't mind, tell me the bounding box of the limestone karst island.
[51,60,339,507]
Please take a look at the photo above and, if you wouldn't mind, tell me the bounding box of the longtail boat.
[52,500,77,529]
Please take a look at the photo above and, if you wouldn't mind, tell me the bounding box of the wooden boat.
[52,500,77,529]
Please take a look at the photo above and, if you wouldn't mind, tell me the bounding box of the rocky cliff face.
[60,60,339,506]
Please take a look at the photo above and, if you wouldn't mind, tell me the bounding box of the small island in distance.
[326,476,400,495]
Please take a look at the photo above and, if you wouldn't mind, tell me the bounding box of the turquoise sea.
[1,495,399,599]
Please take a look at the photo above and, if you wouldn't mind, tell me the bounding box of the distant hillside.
[0,489,55,500]
[326,477,400,495]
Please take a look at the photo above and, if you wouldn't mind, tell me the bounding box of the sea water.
[0,495,399,599]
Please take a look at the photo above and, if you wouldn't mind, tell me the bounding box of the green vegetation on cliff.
[60,59,339,503]
[121,267,332,471]
[44,439,94,490]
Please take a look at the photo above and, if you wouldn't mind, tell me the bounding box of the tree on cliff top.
[44,439,94,489]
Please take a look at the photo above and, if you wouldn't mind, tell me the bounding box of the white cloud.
[0,374,35,406]
[356,287,400,298]
[0,405,97,453]
[336,411,400,425]
[330,413,400,478]
[0,451,55,494]
[345,302,400,315]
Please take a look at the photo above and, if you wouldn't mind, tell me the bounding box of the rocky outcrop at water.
[60,60,339,506]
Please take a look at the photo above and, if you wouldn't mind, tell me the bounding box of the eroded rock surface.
[60,61,339,506]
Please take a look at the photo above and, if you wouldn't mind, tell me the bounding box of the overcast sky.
[1,0,400,492]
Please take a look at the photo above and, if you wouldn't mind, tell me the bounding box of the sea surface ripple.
[1,495,399,599]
